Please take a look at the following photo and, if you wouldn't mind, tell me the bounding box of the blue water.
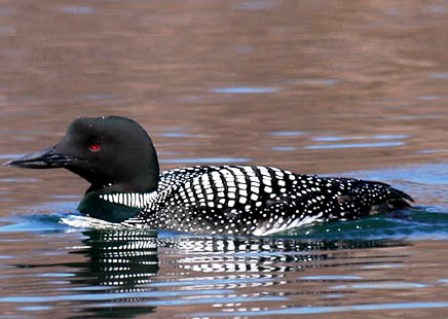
[211,87,280,94]
[0,163,447,318]
[1,204,447,241]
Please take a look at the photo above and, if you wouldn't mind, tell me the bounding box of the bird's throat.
[77,192,141,223]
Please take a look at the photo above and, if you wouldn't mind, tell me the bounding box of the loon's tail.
[381,187,414,212]
[344,179,414,215]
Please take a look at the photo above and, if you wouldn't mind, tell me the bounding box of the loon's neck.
[77,191,142,223]
[77,181,158,223]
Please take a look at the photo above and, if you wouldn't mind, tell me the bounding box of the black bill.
[4,146,72,169]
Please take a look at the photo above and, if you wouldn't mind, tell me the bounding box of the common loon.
[6,116,413,236]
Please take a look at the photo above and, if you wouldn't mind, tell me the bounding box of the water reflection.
[211,87,280,94]
[5,229,160,318]
[72,230,159,287]
[307,134,408,150]
[0,223,424,318]
[306,141,406,150]
[67,230,159,318]
[429,72,448,79]
[58,6,96,15]
[162,238,407,285]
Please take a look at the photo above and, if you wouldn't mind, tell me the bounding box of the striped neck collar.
[99,191,158,209]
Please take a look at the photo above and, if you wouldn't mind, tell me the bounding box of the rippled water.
[2,0,448,318]
[1,205,448,318]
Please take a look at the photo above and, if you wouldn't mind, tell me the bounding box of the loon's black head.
[6,116,160,194]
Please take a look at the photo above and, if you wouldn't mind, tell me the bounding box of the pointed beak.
[4,146,72,169]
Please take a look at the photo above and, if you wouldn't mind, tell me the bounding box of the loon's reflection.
[67,229,159,318]
[73,230,159,287]
[60,229,407,318]
[161,237,407,275]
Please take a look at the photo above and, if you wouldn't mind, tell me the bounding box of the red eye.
[88,143,102,152]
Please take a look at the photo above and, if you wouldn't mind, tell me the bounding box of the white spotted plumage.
[119,165,412,236]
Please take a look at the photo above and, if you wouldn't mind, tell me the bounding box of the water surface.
[1,0,448,318]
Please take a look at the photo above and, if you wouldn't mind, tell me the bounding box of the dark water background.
[1,1,448,318]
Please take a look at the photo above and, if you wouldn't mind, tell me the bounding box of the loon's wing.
[128,165,412,235]
[158,166,219,190]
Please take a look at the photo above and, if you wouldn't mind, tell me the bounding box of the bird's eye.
[88,143,102,152]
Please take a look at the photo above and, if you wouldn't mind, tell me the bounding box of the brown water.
[1,0,448,318]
